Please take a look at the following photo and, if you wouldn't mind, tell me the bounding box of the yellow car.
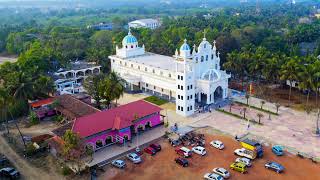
[230,162,247,174]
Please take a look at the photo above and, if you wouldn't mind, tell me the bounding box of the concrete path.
[87,126,166,167]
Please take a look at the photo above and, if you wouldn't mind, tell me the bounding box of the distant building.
[128,19,161,30]
[87,22,113,31]
[314,14,320,19]
[52,61,101,95]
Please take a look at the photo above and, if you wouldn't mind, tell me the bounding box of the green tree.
[280,59,299,106]
[83,74,105,109]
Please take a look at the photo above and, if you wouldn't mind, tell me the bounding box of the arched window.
[211,54,214,59]
[206,55,208,61]
[131,64,133,68]
[215,64,218,69]
[201,56,204,62]
[131,45,133,48]
[136,45,138,47]
[204,44,206,48]
[126,45,128,49]
[96,140,103,148]
[168,74,171,78]
[138,66,140,70]
[145,67,147,71]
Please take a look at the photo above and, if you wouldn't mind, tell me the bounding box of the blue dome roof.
[122,31,138,44]
[180,39,191,51]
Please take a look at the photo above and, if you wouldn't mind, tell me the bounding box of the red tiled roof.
[72,100,162,138]
[30,98,54,108]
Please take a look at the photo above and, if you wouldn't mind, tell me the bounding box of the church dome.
[122,30,138,45]
[180,39,191,51]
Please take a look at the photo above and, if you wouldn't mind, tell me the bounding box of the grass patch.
[235,101,279,116]
[216,109,259,124]
[144,96,168,106]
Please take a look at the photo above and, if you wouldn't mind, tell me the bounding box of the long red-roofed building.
[71,100,163,150]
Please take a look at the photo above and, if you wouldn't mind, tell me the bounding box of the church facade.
[109,31,230,116]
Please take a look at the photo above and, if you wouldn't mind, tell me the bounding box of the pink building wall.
[133,113,161,132]
[85,112,161,150]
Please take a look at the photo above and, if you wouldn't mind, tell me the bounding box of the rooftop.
[72,100,162,138]
[129,18,159,25]
[55,94,100,120]
[56,61,101,73]
[114,52,176,72]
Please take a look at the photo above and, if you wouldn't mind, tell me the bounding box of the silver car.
[111,159,126,169]
[126,152,142,164]
[213,167,230,178]
[235,157,252,167]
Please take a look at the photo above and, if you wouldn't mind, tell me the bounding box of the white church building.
[109,30,231,116]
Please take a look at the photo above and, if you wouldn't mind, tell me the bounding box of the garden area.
[144,96,168,106]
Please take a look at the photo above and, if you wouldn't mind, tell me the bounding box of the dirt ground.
[103,130,320,180]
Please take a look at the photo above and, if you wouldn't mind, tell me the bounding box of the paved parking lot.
[102,129,320,180]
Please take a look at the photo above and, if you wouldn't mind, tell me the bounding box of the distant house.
[128,19,161,30]
[53,61,101,95]
[51,100,163,151]
[29,98,56,119]
[87,23,113,31]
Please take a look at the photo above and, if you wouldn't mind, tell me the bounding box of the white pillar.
[130,83,133,91]
[206,94,210,104]
[198,93,201,102]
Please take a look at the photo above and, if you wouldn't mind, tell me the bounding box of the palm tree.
[257,113,264,124]
[83,74,105,109]
[229,103,234,112]
[275,103,281,114]
[109,71,125,107]
[0,88,10,134]
[280,59,299,106]
[245,94,250,105]
[243,107,247,119]
[260,100,265,109]
[297,64,314,107]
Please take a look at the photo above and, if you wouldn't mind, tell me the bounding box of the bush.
[25,143,36,157]
[61,165,72,176]
[52,115,63,123]
[29,111,39,125]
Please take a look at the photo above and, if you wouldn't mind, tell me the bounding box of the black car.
[0,155,8,165]
[149,144,161,152]
[175,157,188,167]
[0,167,20,179]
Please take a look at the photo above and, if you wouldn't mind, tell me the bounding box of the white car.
[126,152,142,164]
[210,140,225,150]
[192,146,206,156]
[235,157,252,167]
[212,167,230,178]
[111,159,126,168]
[234,148,255,160]
[204,172,224,180]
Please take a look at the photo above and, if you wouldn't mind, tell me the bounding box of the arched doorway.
[123,135,129,143]
[145,121,152,129]
[105,136,113,145]
[214,86,223,102]
[95,140,103,149]
[136,124,144,133]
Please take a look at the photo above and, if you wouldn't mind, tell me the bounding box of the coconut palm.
[245,94,250,105]
[280,59,299,106]
[260,100,265,109]
[275,103,281,114]
[297,63,314,107]
[243,107,247,119]
[257,113,264,124]
[108,71,125,107]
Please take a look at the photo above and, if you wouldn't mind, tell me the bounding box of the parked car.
[0,154,8,165]
[175,147,192,158]
[234,148,256,160]
[210,140,225,150]
[204,172,224,180]
[192,146,206,156]
[149,144,161,152]
[265,162,284,173]
[174,157,189,167]
[272,145,284,156]
[126,153,142,164]
[0,167,20,179]
[235,157,252,167]
[144,147,157,156]
[212,167,230,178]
[111,160,126,169]
[230,162,247,174]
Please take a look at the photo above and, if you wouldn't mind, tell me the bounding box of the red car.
[175,157,189,167]
[144,147,157,155]
[149,144,161,152]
